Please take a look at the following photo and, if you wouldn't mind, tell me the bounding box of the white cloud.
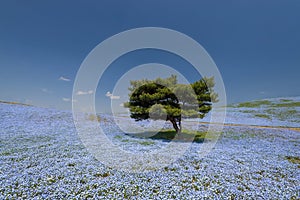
[62,98,77,102]
[110,96,120,100]
[42,88,52,93]
[62,98,71,102]
[105,91,120,100]
[76,90,93,95]
[105,91,113,97]
[59,76,71,82]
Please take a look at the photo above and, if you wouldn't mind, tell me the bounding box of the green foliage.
[149,104,167,120]
[125,75,217,132]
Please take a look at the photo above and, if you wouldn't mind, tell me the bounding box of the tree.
[124,75,217,133]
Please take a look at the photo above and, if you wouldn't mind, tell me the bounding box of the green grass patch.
[230,99,300,108]
[284,109,298,115]
[114,135,122,139]
[138,141,155,146]
[86,114,101,122]
[240,110,256,113]
[235,100,272,108]
[280,99,292,102]
[0,151,13,156]
[254,113,271,119]
[265,108,299,120]
[285,156,300,164]
[0,147,29,156]
[271,102,300,108]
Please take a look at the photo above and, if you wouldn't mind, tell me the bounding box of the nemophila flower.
[0,102,299,199]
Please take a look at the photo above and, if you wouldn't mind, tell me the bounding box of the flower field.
[0,97,299,199]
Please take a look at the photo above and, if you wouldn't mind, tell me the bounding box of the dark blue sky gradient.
[0,0,299,110]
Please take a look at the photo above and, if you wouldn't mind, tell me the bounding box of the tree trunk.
[178,119,182,133]
[169,117,180,133]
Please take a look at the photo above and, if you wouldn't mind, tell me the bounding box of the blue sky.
[0,1,299,112]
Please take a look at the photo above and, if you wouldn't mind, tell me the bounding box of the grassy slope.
[227,97,300,125]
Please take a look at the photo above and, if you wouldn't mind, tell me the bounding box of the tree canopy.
[124,75,217,133]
